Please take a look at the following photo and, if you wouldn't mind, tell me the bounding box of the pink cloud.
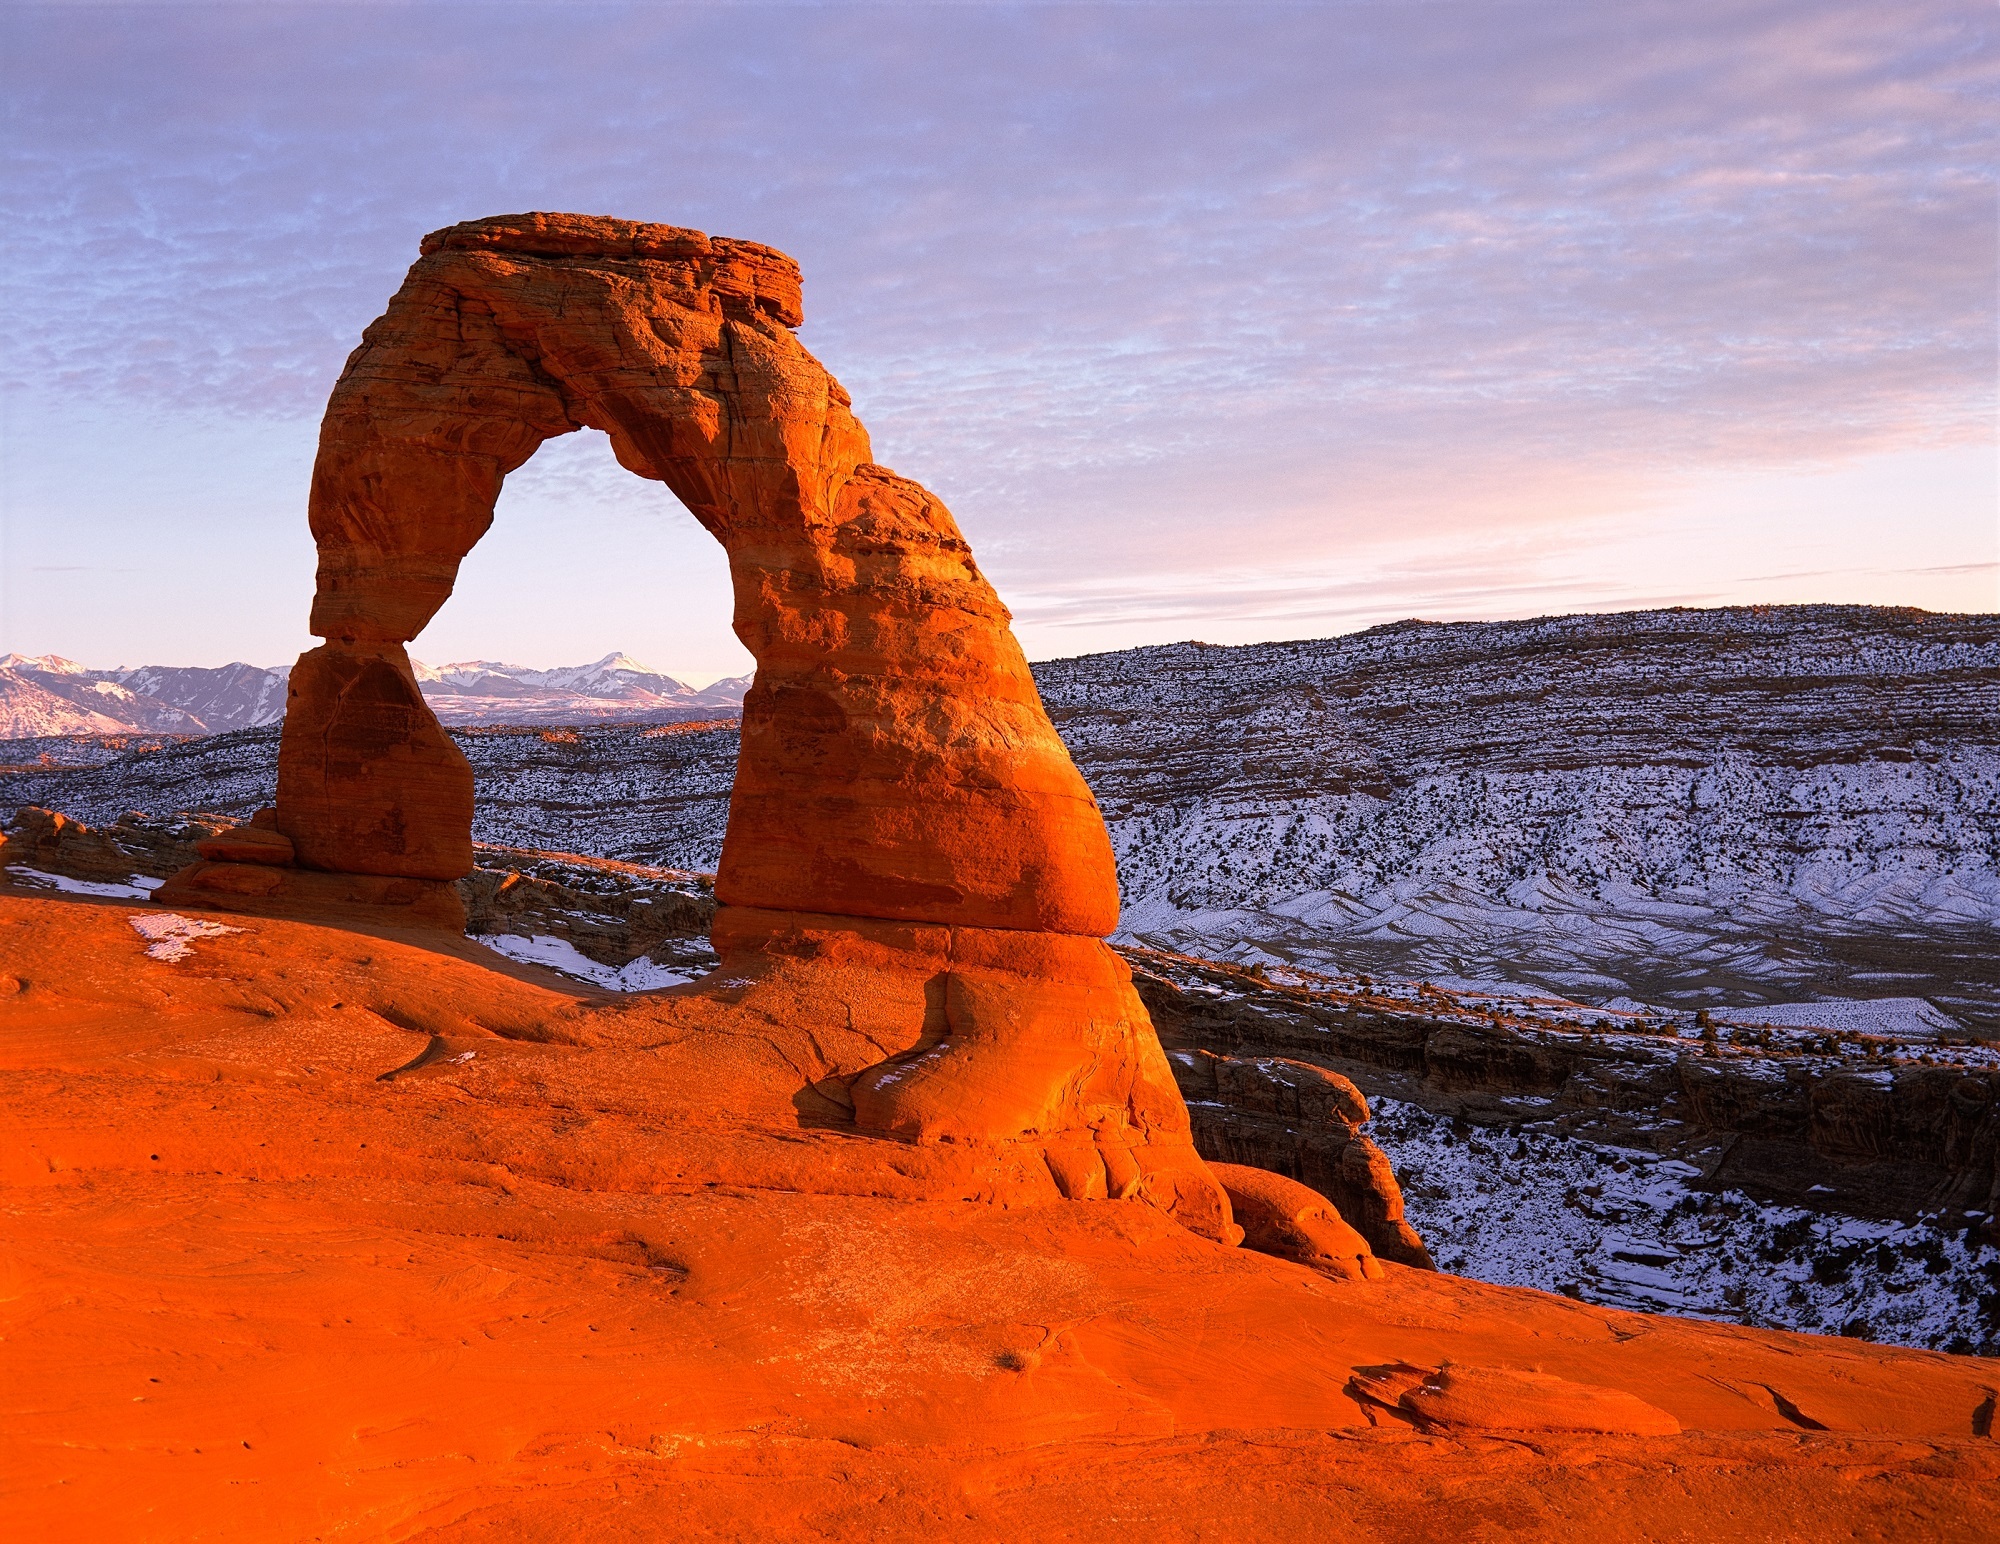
[0,0,1990,666]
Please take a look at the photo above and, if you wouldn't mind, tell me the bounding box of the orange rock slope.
[3,891,1996,1541]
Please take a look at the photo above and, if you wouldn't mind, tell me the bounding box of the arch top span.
[308,211,836,649]
[418,212,805,327]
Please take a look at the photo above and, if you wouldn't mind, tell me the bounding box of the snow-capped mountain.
[108,662,291,731]
[0,666,135,738]
[0,650,747,735]
[0,655,210,735]
[0,653,90,676]
[411,653,749,724]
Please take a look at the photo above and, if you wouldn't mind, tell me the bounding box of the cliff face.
[1129,948,2000,1224]
[1127,948,1998,1351]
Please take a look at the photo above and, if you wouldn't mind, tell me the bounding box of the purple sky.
[1,1,1993,682]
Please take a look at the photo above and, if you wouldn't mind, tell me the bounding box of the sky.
[0,0,1993,685]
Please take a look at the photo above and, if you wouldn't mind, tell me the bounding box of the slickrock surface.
[4,889,1997,1541]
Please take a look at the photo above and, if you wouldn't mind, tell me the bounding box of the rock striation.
[158,213,1238,1243]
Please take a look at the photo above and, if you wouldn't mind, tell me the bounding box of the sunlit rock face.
[163,213,1233,1238]
[279,211,1118,936]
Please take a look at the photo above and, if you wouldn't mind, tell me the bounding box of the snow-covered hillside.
[0,721,737,874]
[10,602,1998,1355]
[1034,605,2000,1030]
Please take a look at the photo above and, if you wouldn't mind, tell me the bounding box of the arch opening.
[410,426,750,889]
[415,426,752,711]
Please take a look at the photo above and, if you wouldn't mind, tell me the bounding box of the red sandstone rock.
[277,644,474,879]
[1173,1046,1433,1267]
[1210,1161,1385,1280]
[153,863,467,929]
[177,212,1207,1220]
[194,826,295,866]
[285,211,1117,935]
[1,806,130,881]
[712,905,1235,1241]
[1339,1132,1435,1269]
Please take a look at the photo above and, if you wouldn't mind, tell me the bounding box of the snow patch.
[128,911,243,962]
[8,865,157,900]
[1710,998,1957,1040]
[475,933,701,992]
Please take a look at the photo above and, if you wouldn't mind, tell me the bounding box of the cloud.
[0,0,1991,664]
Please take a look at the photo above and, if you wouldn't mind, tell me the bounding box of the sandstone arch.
[163,213,1237,1239]
[283,213,1120,935]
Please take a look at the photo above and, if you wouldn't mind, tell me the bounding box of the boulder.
[1209,1161,1384,1280]
[1171,1045,1434,1267]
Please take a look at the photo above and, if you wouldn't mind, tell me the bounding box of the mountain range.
[410,653,750,725]
[0,651,747,736]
